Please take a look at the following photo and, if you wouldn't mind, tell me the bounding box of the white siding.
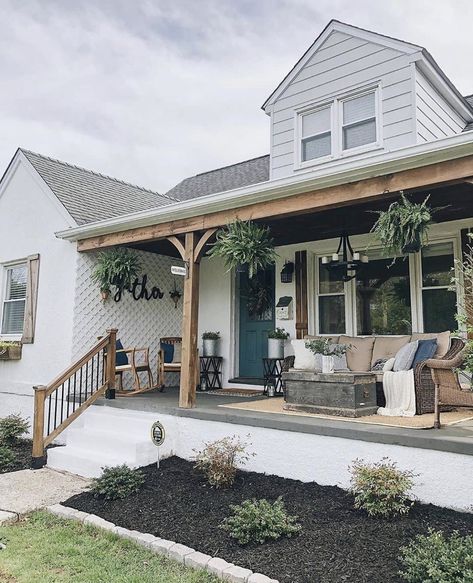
[415,69,466,142]
[270,30,417,179]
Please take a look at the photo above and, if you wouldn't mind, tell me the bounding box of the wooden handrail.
[32,328,117,468]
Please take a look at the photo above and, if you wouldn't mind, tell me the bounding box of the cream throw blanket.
[378,370,416,417]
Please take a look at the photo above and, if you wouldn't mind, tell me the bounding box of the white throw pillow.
[393,341,419,372]
[383,357,395,372]
[291,339,321,371]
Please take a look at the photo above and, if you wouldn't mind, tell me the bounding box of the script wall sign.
[113,274,165,303]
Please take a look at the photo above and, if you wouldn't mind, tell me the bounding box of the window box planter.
[0,343,22,361]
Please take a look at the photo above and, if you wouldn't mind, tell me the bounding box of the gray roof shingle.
[21,149,176,225]
[464,95,473,131]
[166,155,269,201]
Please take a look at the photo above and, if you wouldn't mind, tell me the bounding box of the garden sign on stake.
[150,421,165,469]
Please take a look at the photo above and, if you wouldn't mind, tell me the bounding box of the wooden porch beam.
[77,155,473,252]
[167,235,186,261]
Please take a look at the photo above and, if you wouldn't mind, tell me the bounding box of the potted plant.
[267,328,289,359]
[371,192,439,256]
[305,338,348,373]
[0,341,22,361]
[91,248,142,300]
[202,331,220,357]
[209,220,278,278]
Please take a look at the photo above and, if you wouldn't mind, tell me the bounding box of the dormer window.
[297,86,380,168]
[342,91,376,151]
[301,106,332,162]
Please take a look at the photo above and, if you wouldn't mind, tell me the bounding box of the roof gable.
[20,149,176,225]
[262,20,421,111]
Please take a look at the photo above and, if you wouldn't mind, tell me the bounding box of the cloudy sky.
[1,0,472,193]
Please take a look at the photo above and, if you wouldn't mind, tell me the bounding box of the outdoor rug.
[204,388,263,398]
[219,397,473,429]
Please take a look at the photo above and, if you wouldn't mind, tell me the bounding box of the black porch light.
[321,232,368,282]
[280,261,294,283]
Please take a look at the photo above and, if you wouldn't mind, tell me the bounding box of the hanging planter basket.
[236,263,248,274]
[401,233,422,254]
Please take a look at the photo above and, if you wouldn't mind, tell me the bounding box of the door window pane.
[356,252,411,335]
[319,296,345,334]
[421,243,456,332]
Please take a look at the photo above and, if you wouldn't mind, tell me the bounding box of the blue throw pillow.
[411,339,438,368]
[115,339,128,366]
[161,342,174,364]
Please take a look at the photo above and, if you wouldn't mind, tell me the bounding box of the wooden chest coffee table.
[283,370,377,418]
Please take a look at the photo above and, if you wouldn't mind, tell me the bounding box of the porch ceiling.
[259,182,473,247]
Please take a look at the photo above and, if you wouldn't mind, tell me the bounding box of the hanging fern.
[91,248,142,293]
[209,220,278,278]
[370,192,439,257]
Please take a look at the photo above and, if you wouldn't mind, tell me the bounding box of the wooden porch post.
[168,229,216,408]
[32,385,47,468]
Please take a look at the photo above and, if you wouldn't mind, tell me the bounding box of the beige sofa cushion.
[339,335,375,372]
[371,335,411,367]
[411,331,450,357]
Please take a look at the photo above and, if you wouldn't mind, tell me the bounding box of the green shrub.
[350,457,416,518]
[90,465,145,500]
[194,435,253,488]
[0,414,29,444]
[399,529,473,582]
[220,497,301,545]
[0,445,16,471]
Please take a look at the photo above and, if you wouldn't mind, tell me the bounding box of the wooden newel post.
[105,328,118,399]
[32,385,47,469]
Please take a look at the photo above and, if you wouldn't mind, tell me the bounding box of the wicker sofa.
[286,333,465,415]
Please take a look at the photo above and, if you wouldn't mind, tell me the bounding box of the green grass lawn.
[0,511,219,583]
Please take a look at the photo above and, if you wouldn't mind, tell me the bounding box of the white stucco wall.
[0,158,77,407]
[72,250,184,388]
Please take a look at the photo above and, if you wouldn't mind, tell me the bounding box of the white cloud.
[0,0,471,193]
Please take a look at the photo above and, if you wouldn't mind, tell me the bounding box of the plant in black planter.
[209,220,278,278]
[267,328,289,359]
[371,192,439,256]
[91,248,142,300]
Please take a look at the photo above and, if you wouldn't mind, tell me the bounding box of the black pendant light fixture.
[321,232,368,282]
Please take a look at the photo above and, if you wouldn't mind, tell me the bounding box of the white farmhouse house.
[1,20,473,505]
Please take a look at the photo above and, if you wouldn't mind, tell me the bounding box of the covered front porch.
[71,151,473,413]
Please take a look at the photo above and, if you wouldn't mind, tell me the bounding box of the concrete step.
[47,406,161,478]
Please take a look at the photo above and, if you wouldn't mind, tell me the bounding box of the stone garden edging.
[46,504,279,583]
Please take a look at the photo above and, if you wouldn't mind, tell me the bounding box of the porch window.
[301,106,332,162]
[342,91,376,151]
[421,243,457,332]
[1,263,27,335]
[318,259,345,334]
[356,251,411,335]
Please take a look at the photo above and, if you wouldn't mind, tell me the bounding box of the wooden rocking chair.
[104,338,157,396]
[157,337,200,391]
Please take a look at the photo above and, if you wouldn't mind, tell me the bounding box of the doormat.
[204,388,263,398]
[219,397,473,429]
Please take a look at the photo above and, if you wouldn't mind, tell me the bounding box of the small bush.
[194,435,253,488]
[0,414,29,444]
[349,457,416,518]
[0,445,16,471]
[399,528,473,582]
[90,465,145,500]
[221,497,301,545]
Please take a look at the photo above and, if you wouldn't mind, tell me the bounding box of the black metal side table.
[262,358,286,396]
[199,356,223,390]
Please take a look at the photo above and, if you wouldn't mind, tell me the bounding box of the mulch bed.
[65,457,473,583]
[1,439,34,473]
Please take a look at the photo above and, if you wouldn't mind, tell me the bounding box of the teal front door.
[238,267,275,379]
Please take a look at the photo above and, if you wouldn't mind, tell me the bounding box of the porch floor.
[94,388,473,457]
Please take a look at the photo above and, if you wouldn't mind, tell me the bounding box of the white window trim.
[295,84,383,171]
[0,260,27,341]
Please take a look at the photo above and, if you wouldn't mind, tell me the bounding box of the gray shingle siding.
[21,149,175,225]
[166,155,270,201]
